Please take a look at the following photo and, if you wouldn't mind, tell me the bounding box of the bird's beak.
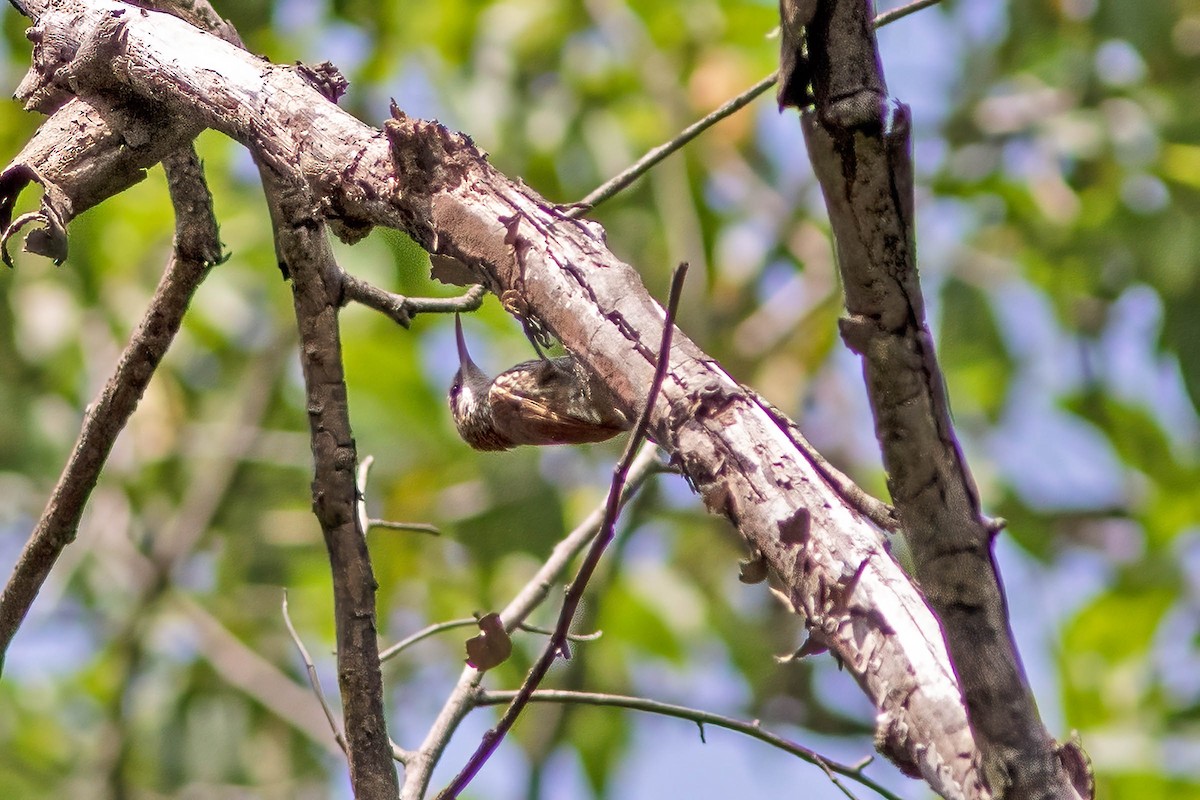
[455,314,475,369]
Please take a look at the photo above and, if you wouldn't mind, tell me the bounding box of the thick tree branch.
[268,176,398,800]
[0,0,236,265]
[383,118,975,795]
[781,0,1088,798]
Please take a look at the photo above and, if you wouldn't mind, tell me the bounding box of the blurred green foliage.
[0,1,1198,798]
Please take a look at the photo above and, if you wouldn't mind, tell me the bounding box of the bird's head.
[449,315,505,448]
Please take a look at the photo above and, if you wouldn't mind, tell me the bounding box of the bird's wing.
[488,380,626,446]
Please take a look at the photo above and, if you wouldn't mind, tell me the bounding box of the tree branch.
[379,618,599,665]
[342,275,485,328]
[0,144,220,672]
[784,0,1086,797]
[177,594,345,757]
[477,689,901,800]
[399,443,662,799]
[282,590,349,756]
[567,0,951,217]
[437,263,688,798]
[268,174,397,800]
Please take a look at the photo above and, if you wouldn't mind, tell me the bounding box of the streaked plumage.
[449,316,629,451]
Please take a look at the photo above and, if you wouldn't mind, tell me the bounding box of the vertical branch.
[782,1,1087,798]
[267,178,398,800]
[0,145,220,673]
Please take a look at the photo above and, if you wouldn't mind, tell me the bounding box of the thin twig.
[399,444,660,797]
[379,618,600,664]
[281,591,348,756]
[873,0,942,28]
[477,689,900,800]
[380,619,477,663]
[567,0,941,218]
[357,455,441,535]
[355,455,375,536]
[342,274,485,328]
[172,594,344,757]
[570,76,777,216]
[284,587,412,768]
[367,520,441,535]
[516,622,601,642]
[437,263,689,799]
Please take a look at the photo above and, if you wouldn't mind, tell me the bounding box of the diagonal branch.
[437,263,688,799]
[398,443,662,800]
[177,594,345,757]
[0,145,221,672]
[567,0,942,217]
[282,590,349,756]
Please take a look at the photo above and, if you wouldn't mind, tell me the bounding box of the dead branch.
[781,0,1087,796]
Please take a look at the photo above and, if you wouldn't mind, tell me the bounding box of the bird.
[448,315,631,451]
